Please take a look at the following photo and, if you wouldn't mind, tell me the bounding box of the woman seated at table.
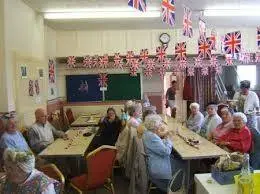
[142,114,173,192]
[98,107,123,146]
[127,103,143,128]
[208,107,233,142]
[1,148,60,194]
[200,103,222,138]
[216,112,252,153]
[186,102,204,133]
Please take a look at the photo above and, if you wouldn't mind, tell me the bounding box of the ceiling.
[23,0,260,30]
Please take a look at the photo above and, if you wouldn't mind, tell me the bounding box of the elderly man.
[186,102,204,133]
[233,80,259,132]
[28,108,67,154]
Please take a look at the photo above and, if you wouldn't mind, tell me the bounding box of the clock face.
[159,33,170,44]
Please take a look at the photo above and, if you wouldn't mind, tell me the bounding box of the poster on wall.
[20,64,27,79]
[37,68,44,79]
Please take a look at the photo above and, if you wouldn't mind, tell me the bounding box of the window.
[237,65,256,88]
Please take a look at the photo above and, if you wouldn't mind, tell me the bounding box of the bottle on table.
[237,153,253,194]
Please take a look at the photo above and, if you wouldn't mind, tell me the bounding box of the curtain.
[188,68,217,111]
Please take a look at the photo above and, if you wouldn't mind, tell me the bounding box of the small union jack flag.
[92,55,99,68]
[67,56,76,68]
[140,49,149,62]
[98,73,108,88]
[175,42,187,61]
[114,53,123,69]
[129,59,140,76]
[144,59,156,78]
[210,29,217,50]
[179,60,187,69]
[210,55,218,67]
[224,31,241,55]
[255,52,260,63]
[29,80,34,96]
[194,57,202,68]
[225,54,233,66]
[156,46,167,62]
[198,37,212,59]
[161,0,175,27]
[99,54,109,69]
[48,59,55,83]
[183,7,193,38]
[187,67,195,76]
[128,0,146,12]
[126,51,135,65]
[201,66,209,76]
[257,27,260,50]
[199,18,206,40]
[83,55,93,68]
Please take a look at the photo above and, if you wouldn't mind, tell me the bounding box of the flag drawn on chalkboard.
[78,81,88,93]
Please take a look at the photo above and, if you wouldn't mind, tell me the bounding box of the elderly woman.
[0,115,29,152]
[2,149,60,193]
[186,102,204,133]
[216,112,252,153]
[142,114,173,192]
[98,107,123,146]
[200,103,222,138]
[208,107,234,142]
[128,103,143,128]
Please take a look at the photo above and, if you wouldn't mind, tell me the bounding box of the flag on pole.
[198,37,212,59]
[175,42,187,61]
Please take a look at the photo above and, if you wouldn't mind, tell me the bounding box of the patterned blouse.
[3,169,60,194]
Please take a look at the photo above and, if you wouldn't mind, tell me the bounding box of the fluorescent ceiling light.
[204,9,260,17]
[44,7,160,20]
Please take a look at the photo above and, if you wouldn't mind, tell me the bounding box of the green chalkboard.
[105,74,141,100]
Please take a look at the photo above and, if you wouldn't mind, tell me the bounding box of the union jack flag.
[98,73,108,87]
[257,27,260,49]
[183,7,193,38]
[156,46,167,62]
[140,49,149,62]
[126,51,135,65]
[128,0,146,12]
[224,31,241,55]
[113,53,123,69]
[67,56,76,68]
[161,0,175,27]
[199,18,206,40]
[99,54,109,69]
[48,59,55,83]
[210,29,217,50]
[198,37,212,59]
[83,55,92,68]
[175,42,187,61]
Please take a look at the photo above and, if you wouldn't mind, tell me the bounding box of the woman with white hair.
[0,115,29,152]
[200,103,222,138]
[216,112,252,153]
[128,103,143,128]
[186,102,204,133]
[2,149,60,193]
[142,114,173,192]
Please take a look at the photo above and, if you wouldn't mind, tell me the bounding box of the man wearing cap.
[233,80,259,131]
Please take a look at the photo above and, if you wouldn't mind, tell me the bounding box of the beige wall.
[0,0,8,112]
[4,0,45,112]
[56,28,258,57]
[45,26,58,100]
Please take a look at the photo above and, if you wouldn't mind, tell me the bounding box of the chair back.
[65,108,75,125]
[86,146,117,187]
[168,169,185,194]
[39,163,65,194]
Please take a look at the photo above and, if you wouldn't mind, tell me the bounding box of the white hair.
[233,112,247,123]
[144,114,162,131]
[1,116,18,131]
[3,149,35,174]
[189,102,200,110]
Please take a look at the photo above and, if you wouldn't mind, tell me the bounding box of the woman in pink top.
[208,107,233,142]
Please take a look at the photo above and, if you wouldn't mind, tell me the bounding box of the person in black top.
[166,80,177,118]
[98,107,123,146]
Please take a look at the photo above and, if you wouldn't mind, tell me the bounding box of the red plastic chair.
[70,145,117,194]
[65,108,75,125]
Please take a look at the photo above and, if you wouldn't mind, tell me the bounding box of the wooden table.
[71,115,100,127]
[163,116,227,194]
[39,127,96,158]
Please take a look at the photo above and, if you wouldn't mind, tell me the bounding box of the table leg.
[185,160,191,194]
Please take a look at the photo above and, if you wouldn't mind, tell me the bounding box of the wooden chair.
[65,108,75,125]
[70,145,117,194]
[39,163,65,194]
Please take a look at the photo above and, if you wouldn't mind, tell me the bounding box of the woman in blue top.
[142,114,173,192]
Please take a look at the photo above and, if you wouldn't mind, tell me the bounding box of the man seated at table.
[186,102,204,133]
[216,112,252,153]
[200,103,222,138]
[28,108,68,154]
